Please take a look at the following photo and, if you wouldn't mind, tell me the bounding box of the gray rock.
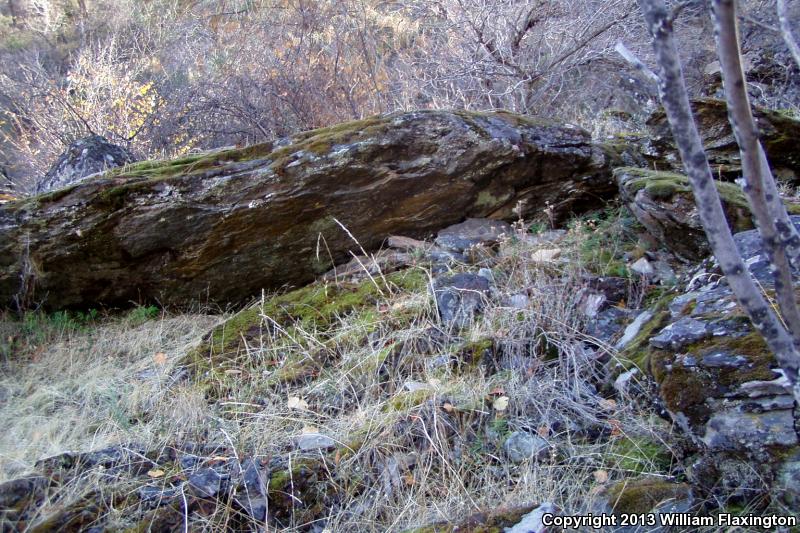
[587,306,632,344]
[614,368,639,395]
[699,351,748,368]
[234,458,268,521]
[477,268,495,284]
[434,273,491,327]
[187,468,224,497]
[630,257,654,277]
[504,502,557,533]
[297,433,336,451]
[651,260,677,285]
[615,310,654,350]
[506,293,529,309]
[37,135,135,193]
[435,218,513,252]
[503,431,550,463]
[669,292,698,317]
[139,485,178,506]
[649,317,710,350]
[703,408,798,451]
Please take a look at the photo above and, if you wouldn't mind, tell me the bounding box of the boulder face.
[645,98,800,183]
[0,110,614,310]
[36,135,136,194]
[615,166,800,261]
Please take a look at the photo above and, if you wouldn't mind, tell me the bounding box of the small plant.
[125,305,160,325]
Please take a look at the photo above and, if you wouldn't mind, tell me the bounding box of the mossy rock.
[615,167,800,259]
[401,503,539,533]
[1,110,614,310]
[621,301,781,430]
[605,477,691,515]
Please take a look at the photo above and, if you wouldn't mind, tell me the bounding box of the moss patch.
[609,435,673,474]
[606,477,691,515]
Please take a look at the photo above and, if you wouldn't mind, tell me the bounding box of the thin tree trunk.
[711,0,800,342]
[637,0,800,403]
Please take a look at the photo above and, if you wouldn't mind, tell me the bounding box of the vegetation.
[0,214,688,531]
[1,0,795,192]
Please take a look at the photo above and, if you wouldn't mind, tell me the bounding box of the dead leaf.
[489,386,506,396]
[537,425,549,438]
[599,398,617,411]
[492,396,509,411]
[442,402,454,413]
[301,424,319,434]
[153,352,167,366]
[593,469,609,483]
[147,469,165,478]
[287,396,309,410]
[609,419,622,438]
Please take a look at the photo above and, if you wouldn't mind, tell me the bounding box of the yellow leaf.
[147,469,165,478]
[287,396,309,410]
[492,396,509,411]
[593,469,609,484]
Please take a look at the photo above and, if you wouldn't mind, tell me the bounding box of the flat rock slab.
[0,110,613,309]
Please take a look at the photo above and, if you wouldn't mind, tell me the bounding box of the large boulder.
[36,135,136,194]
[0,110,614,310]
[645,98,800,183]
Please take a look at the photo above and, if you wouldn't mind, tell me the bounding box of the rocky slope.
[0,100,799,531]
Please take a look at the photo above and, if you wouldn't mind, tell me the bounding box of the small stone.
[477,268,495,284]
[630,257,654,276]
[700,351,748,368]
[139,485,177,506]
[506,293,529,309]
[652,260,677,285]
[504,502,558,533]
[615,310,653,350]
[188,468,224,497]
[436,218,513,252]
[669,292,698,317]
[433,273,491,327]
[613,368,639,395]
[529,248,561,263]
[649,317,710,350]
[503,431,550,463]
[297,433,336,452]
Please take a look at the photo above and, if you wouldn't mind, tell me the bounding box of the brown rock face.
[0,110,613,310]
[646,98,800,183]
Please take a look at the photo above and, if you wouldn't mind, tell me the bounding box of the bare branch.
[777,0,800,69]
[614,41,659,83]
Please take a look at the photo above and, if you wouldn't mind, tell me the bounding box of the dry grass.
[0,219,688,531]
